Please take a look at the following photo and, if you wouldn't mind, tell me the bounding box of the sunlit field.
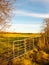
[0,32,49,65]
[0,32,41,37]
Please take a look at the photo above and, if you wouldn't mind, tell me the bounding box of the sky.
[7,0,49,33]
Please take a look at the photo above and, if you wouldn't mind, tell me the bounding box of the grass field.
[0,32,42,65]
[0,32,41,37]
[0,33,49,65]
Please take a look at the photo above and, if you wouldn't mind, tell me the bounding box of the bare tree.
[37,18,49,52]
[44,18,49,49]
[40,18,49,52]
[0,0,16,31]
[44,18,49,37]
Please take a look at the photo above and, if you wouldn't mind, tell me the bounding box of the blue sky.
[7,0,49,33]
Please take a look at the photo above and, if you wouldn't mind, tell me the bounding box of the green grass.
[0,37,28,60]
[0,37,28,42]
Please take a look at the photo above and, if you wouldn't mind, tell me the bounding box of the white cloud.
[13,10,49,18]
[6,23,42,33]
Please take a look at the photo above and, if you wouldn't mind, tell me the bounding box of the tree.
[0,0,16,31]
[44,18,49,37]
[40,18,49,53]
[41,18,49,43]
[37,18,49,53]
